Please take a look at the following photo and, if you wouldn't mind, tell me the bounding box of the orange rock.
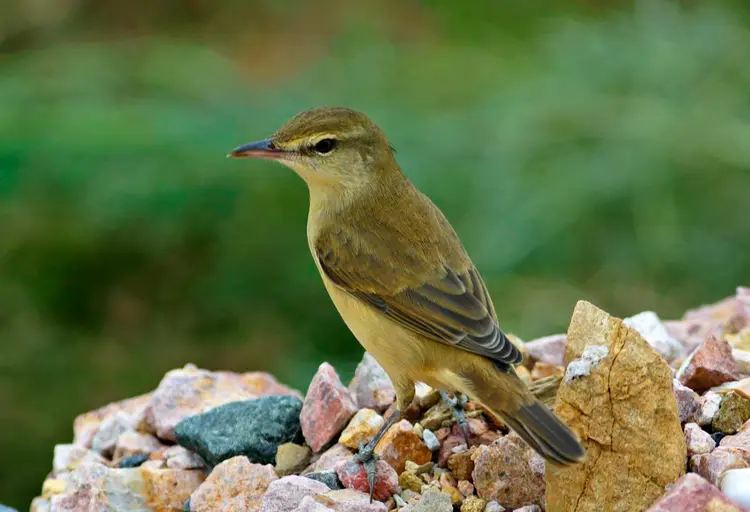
[374,420,431,473]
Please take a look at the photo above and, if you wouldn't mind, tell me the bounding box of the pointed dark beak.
[227,138,284,159]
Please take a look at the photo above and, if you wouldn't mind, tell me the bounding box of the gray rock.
[174,395,303,466]
[402,489,453,512]
[0,505,19,512]
[304,470,344,490]
[259,475,330,512]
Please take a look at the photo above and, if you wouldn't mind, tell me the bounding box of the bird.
[228,107,585,496]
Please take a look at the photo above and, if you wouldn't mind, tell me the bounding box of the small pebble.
[119,454,149,468]
[423,429,440,451]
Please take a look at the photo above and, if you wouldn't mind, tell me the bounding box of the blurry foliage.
[1,0,750,507]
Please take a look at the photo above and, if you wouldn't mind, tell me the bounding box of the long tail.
[465,366,585,465]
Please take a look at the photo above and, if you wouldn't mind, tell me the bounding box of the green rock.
[712,392,750,434]
[174,395,303,466]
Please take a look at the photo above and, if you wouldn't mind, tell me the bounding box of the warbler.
[229,107,584,488]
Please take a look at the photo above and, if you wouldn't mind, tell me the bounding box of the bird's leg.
[440,391,471,445]
[354,407,401,503]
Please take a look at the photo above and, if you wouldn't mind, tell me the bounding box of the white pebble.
[720,468,750,508]
[423,429,441,451]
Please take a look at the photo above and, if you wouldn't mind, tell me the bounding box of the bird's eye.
[313,138,336,154]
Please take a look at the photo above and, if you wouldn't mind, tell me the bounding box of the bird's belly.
[323,280,428,380]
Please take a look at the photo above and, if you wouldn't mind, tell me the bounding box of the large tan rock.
[546,301,686,512]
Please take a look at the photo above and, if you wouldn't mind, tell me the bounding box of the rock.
[348,353,396,413]
[646,472,746,511]
[697,391,723,426]
[415,383,440,409]
[422,429,440,451]
[530,362,562,381]
[448,446,477,481]
[460,496,486,512]
[338,409,384,450]
[438,471,462,505]
[721,429,750,463]
[274,443,312,476]
[190,456,276,512]
[684,423,715,456]
[43,463,204,511]
[304,471,344,490]
[734,350,750,375]
[119,454,149,468]
[712,377,750,399]
[458,479,475,497]
[548,301,686,512]
[398,470,423,493]
[259,475,330,512]
[512,507,542,512]
[523,334,567,366]
[159,445,205,470]
[624,311,685,363]
[302,444,354,475]
[374,420,432,474]
[112,432,163,462]
[297,489,387,512]
[401,489,453,512]
[30,498,49,512]
[91,410,136,456]
[713,392,750,434]
[673,379,701,424]
[143,364,299,441]
[666,293,750,354]
[73,393,151,449]
[301,363,358,453]
[677,336,741,393]
[174,395,303,466]
[52,445,107,475]
[484,502,506,512]
[0,505,18,512]
[720,468,750,509]
[472,433,545,509]
[690,447,749,485]
[334,459,399,502]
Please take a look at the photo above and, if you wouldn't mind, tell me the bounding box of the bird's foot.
[354,441,380,503]
[440,391,471,445]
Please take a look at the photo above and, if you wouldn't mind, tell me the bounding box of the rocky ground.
[11,288,750,512]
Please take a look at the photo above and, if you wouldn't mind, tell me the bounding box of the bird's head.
[228,107,398,187]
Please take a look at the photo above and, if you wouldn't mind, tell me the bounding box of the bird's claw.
[440,391,471,445]
[354,441,379,503]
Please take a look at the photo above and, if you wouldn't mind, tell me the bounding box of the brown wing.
[315,229,523,369]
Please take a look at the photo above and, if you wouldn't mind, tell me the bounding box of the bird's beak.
[227,138,284,160]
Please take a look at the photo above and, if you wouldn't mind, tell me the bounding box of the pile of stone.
[20,288,750,512]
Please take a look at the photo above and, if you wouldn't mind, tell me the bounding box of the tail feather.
[500,401,585,465]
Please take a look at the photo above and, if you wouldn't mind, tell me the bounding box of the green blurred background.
[1,0,750,507]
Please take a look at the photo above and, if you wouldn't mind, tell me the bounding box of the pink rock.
[690,447,749,485]
[721,429,750,464]
[438,422,500,466]
[113,432,163,462]
[673,379,701,424]
[348,353,396,413]
[303,444,354,475]
[513,507,542,512]
[297,489,387,512]
[259,475,330,512]
[73,393,151,448]
[163,445,206,470]
[457,479,474,497]
[50,484,108,512]
[334,459,399,502]
[143,364,299,441]
[646,473,747,511]
[684,423,715,456]
[666,294,749,354]
[678,337,740,393]
[471,433,545,510]
[697,391,723,426]
[190,456,277,512]
[301,363,358,452]
[523,334,567,366]
[52,445,107,475]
